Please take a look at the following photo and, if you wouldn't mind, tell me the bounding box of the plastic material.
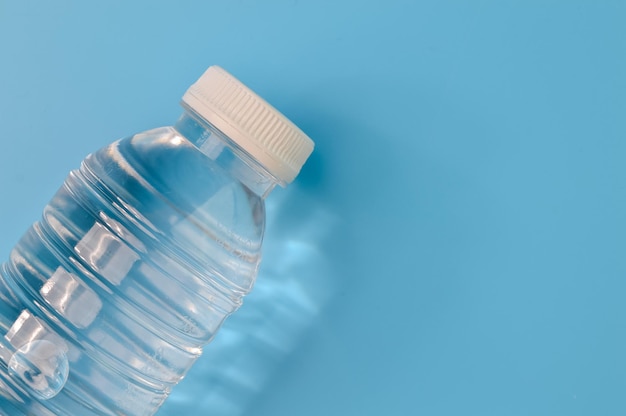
[0,66,313,415]
[182,66,314,185]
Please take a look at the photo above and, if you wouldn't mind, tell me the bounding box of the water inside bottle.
[8,339,69,400]
[0,127,265,415]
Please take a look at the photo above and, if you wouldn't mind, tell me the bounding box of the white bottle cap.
[182,66,315,185]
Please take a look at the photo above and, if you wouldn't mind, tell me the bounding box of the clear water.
[8,339,69,401]
[0,123,266,415]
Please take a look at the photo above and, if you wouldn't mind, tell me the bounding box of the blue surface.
[1,1,625,415]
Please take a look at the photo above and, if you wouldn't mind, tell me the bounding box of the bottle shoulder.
[81,127,265,290]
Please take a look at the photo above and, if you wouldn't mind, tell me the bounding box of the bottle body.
[0,118,266,415]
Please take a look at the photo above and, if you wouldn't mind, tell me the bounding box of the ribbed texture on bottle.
[0,157,251,415]
[182,66,314,184]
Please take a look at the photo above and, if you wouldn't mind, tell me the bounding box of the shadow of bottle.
[159,177,337,416]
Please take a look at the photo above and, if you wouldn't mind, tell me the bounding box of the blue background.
[1,1,625,415]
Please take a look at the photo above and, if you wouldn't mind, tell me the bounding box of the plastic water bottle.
[0,66,314,415]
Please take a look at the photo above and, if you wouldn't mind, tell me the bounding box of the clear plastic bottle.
[0,66,314,415]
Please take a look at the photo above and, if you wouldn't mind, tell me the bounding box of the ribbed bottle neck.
[174,106,280,199]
